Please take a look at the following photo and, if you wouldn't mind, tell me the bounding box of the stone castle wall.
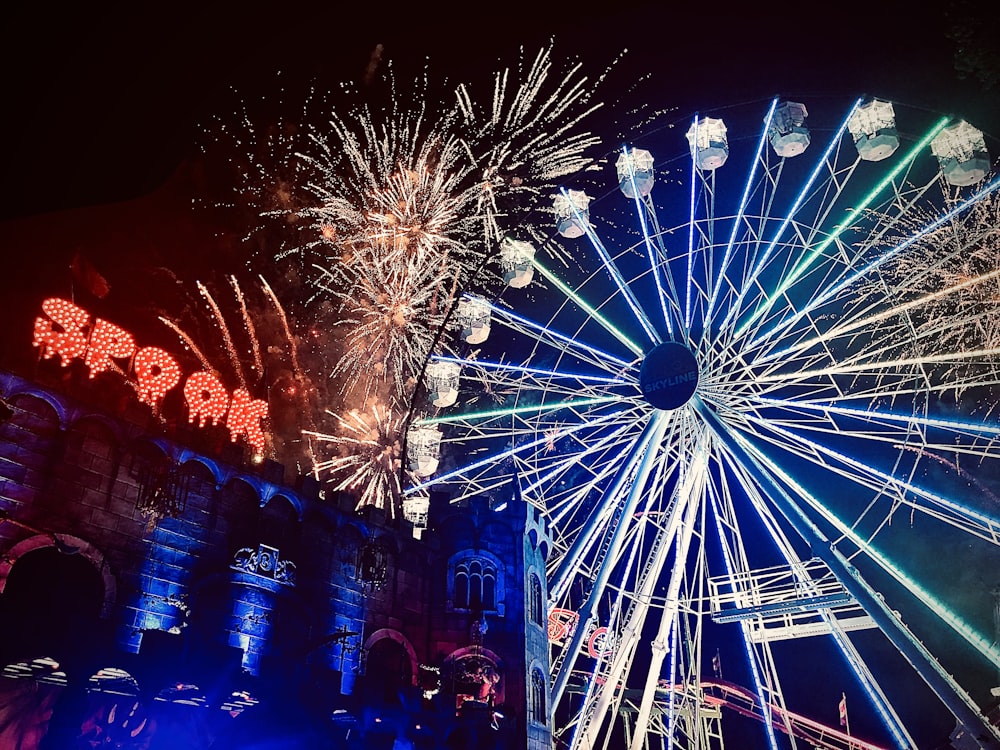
[0,370,550,749]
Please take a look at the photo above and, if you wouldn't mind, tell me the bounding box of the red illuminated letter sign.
[226,388,268,455]
[30,297,273,457]
[84,318,136,378]
[33,298,90,364]
[134,347,181,407]
[184,371,229,428]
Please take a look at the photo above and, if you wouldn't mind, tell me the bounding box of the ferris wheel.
[405,95,1000,749]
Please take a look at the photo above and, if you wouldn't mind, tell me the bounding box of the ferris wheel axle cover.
[639,342,700,410]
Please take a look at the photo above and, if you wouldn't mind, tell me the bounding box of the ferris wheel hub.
[638,342,700,410]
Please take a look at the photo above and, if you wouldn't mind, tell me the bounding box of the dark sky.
[1,0,994,221]
[1,0,994,364]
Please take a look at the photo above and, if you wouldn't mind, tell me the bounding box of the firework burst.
[312,241,455,405]
[203,42,622,516]
[303,403,405,512]
[858,187,1000,398]
[157,274,317,474]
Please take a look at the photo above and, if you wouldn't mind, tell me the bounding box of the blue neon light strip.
[430,354,633,385]
[704,99,777,337]
[720,100,861,337]
[562,186,661,346]
[483,296,636,370]
[623,145,675,338]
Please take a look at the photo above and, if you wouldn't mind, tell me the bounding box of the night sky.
[2,1,1000,748]
[2,0,995,221]
[2,0,994,354]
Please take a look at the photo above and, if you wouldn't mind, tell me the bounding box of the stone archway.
[362,628,418,704]
[0,534,115,616]
[0,537,110,667]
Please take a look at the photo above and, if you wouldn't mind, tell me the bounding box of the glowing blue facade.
[0,369,551,749]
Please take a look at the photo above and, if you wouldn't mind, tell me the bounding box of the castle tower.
[426,486,554,749]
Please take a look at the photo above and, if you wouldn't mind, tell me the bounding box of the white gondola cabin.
[553,190,591,238]
[616,148,655,198]
[768,101,810,158]
[931,121,990,186]
[499,237,536,289]
[847,99,899,162]
[456,295,492,345]
[407,425,442,477]
[686,118,729,171]
[425,360,461,408]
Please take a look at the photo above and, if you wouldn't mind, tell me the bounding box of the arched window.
[529,667,547,724]
[455,565,470,609]
[455,558,496,610]
[448,551,504,615]
[528,573,543,626]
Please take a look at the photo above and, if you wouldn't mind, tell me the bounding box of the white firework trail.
[303,403,405,514]
[220,43,620,514]
[158,274,316,471]
[311,241,455,404]
[867,190,1000,354]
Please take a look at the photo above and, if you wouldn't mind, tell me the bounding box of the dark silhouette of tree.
[945,0,1000,90]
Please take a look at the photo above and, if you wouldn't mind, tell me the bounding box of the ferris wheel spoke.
[750,174,1000,359]
[546,413,699,604]
[708,420,1000,745]
[558,186,663,346]
[550,414,672,706]
[704,472,787,749]
[739,117,952,351]
[406,398,639,499]
[715,99,862,342]
[570,435,712,750]
[433,353,632,387]
[624,456,713,748]
[683,116,704,335]
[735,437,1000,676]
[752,346,1000,389]
[622,147,680,336]
[490,290,642,368]
[525,420,652,550]
[720,403,1000,546]
[754,266,1000,371]
[701,98,779,341]
[750,395,1000,446]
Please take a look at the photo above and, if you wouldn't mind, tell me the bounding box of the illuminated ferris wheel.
[405,95,1000,749]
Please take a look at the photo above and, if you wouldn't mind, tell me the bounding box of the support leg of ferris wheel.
[551,413,671,709]
[708,471,809,749]
[825,613,917,748]
[568,423,716,749]
[631,689,724,750]
[696,397,1000,749]
[711,454,914,748]
[626,442,712,750]
[563,439,694,748]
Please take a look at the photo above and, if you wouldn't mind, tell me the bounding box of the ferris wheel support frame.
[624,439,713,750]
[696,396,1000,749]
[571,432,713,750]
[551,413,671,708]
